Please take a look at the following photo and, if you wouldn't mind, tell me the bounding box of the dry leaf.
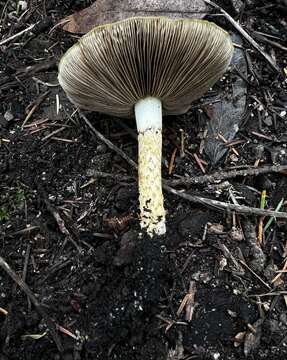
[60,0,207,34]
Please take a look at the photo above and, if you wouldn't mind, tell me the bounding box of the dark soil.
[1,1,287,360]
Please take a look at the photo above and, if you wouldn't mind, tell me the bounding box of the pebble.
[263,115,273,127]
[4,110,14,122]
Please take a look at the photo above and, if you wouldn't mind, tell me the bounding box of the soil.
[1,1,287,360]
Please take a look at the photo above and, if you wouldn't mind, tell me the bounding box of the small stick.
[86,170,134,182]
[38,187,82,252]
[22,90,50,128]
[0,307,8,316]
[163,185,287,219]
[180,129,185,157]
[0,256,63,352]
[80,112,138,169]
[168,148,177,175]
[22,244,31,283]
[218,133,239,157]
[204,0,283,76]
[248,291,287,297]
[271,259,287,284]
[193,153,206,173]
[85,167,287,219]
[257,190,266,245]
[217,240,243,273]
[251,131,273,141]
[23,118,49,128]
[0,23,38,46]
[177,281,197,322]
[8,226,39,236]
[69,118,287,220]
[252,32,287,52]
[238,259,271,290]
[51,137,76,143]
[168,164,287,186]
[41,126,66,141]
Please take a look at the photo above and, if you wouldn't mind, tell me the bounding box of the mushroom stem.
[135,97,166,236]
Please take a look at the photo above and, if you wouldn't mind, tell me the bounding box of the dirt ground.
[1,1,287,359]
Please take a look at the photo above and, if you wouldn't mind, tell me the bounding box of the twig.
[217,240,244,273]
[17,59,57,76]
[168,148,177,175]
[87,163,287,188]
[218,133,239,157]
[248,291,287,297]
[38,186,82,252]
[0,23,38,46]
[7,226,40,236]
[22,244,31,283]
[168,164,287,186]
[163,185,287,219]
[74,119,287,220]
[204,0,283,76]
[238,259,272,290]
[22,90,50,128]
[85,167,287,219]
[271,258,287,284]
[41,126,66,142]
[0,256,63,353]
[86,170,134,182]
[193,153,206,174]
[80,112,138,169]
[176,281,197,322]
[253,32,287,52]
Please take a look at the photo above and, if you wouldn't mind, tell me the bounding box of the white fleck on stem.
[135,97,166,236]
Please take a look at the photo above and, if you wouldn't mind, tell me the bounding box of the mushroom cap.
[58,17,234,118]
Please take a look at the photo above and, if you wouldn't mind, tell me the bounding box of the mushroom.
[58,17,234,236]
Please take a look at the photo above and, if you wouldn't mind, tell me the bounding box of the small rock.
[191,271,212,284]
[253,144,265,158]
[90,153,112,171]
[96,143,107,154]
[229,227,244,241]
[18,0,27,11]
[263,115,273,127]
[263,263,278,282]
[4,110,14,122]
[230,0,244,13]
[229,153,239,163]
[207,223,224,234]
